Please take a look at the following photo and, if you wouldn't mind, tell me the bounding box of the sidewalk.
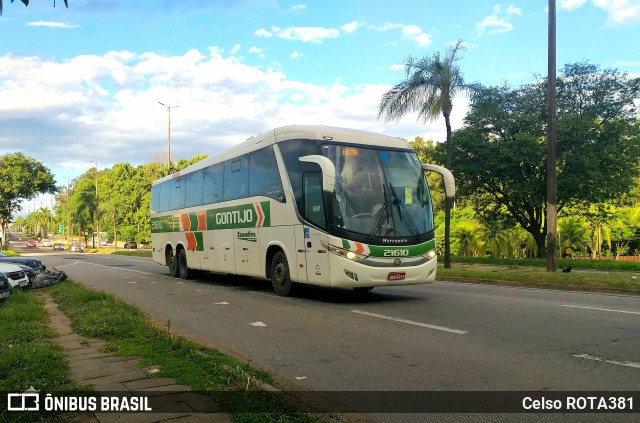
[39,292,233,423]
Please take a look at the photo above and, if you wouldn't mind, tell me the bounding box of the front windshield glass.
[321,145,433,240]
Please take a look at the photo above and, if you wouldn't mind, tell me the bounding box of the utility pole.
[158,102,179,173]
[90,162,99,249]
[546,0,558,272]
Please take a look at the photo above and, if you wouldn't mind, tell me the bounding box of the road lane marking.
[54,260,80,268]
[250,321,266,327]
[351,310,467,334]
[563,305,640,315]
[573,354,640,369]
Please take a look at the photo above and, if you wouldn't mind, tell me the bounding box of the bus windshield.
[321,145,434,240]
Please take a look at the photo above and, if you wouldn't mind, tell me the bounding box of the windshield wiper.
[368,198,390,242]
[387,183,422,241]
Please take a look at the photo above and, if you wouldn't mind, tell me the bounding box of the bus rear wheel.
[178,249,191,280]
[271,251,292,296]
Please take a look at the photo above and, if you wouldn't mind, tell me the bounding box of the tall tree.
[0,0,67,16]
[0,153,56,248]
[378,40,477,267]
[453,62,640,256]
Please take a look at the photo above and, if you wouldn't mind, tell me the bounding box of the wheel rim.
[273,262,288,287]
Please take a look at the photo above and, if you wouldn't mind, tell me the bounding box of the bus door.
[301,172,330,285]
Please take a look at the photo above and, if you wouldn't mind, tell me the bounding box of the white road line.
[563,305,640,315]
[54,260,80,268]
[573,354,640,369]
[351,310,468,334]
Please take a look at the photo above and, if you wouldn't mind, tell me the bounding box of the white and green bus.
[150,125,454,296]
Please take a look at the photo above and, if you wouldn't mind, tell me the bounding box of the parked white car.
[0,272,11,300]
[0,263,29,291]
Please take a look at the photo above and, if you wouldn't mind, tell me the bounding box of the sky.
[1,0,639,214]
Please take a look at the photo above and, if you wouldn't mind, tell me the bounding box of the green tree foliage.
[0,153,56,248]
[0,0,67,16]
[51,155,204,247]
[452,62,640,257]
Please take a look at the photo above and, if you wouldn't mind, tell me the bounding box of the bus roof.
[153,125,411,185]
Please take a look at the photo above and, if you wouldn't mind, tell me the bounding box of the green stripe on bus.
[367,239,436,257]
[151,201,271,233]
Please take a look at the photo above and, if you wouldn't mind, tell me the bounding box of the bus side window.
[302,172,326,229]
[224,157,249,201]
[203,163,224,204]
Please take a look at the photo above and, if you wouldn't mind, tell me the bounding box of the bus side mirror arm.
[299,155,336,193]
[422,164,455,198]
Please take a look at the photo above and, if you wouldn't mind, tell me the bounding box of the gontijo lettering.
[216,209,252,225]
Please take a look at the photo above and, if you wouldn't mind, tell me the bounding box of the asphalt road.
[14,242,640,423]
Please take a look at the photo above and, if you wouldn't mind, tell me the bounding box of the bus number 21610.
[383,249,409,257]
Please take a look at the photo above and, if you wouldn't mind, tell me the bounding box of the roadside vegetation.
[0,281,338,422]
[0,290,84,423]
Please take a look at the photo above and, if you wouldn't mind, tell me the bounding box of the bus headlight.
[421,249,437,260]
[321,241,367,262]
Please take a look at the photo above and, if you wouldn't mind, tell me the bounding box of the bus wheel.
[178,249,190,280]
[353,287,374,292]
[168,250,178,277]
[271,251,292,296]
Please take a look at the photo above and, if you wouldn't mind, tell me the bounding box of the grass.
[437,261,640,294]
[0,249,19,256]
[446,255,640,271]
[82,247,152,257]
[0,290,85,423]
[44,280,337,422]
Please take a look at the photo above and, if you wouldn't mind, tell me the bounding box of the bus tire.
[168,249,179,277]
[178,248,190,280]
[270,251,292,296]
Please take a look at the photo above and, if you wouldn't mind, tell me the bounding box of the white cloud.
[248,46,265,58]
[371,22,433,47]
[560,0,589,9]
[560,0,640,25]
[287,4,307,14]
[254,28,272,38]
[593,0,640,25]
[476,4,522,37]
[26,21,79,29]
[0,47,467,187]
[341,20,363,34]
[255,25,340,43]
[290,51,302,59]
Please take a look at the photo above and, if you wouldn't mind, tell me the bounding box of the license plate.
[387,272,406,281]
[19,280,28,287]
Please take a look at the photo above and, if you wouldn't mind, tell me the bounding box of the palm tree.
[0,0,67,16]
[452,221,484,257]
[378,40,477,268]
[558,217,587,257]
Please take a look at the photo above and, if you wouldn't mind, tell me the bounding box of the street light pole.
[158,102,180,172]
[90,161,99,250]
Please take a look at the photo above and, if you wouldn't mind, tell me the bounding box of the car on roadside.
[42,239,53,247]
[69,243,84,253]
[123,241,137,249]
[16,264,36,287]
[53,243,64,251]
[25,240,37,248]
[0,262,29,291]
[0,251,45,274]
[0,272,11,300]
